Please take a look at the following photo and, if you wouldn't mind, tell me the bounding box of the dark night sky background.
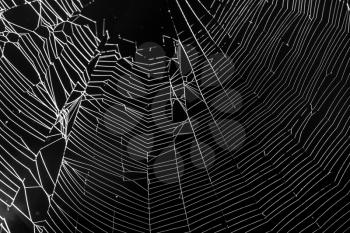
[80,0,175,44]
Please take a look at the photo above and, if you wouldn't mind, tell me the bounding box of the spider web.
[1,0,350,232]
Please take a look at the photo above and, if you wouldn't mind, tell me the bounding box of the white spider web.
[1,0,350,232]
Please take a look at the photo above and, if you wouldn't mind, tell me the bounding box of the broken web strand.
[176,41,237,158]
[171,1,278,231]
[173,3,243,158]
[180,102,233,231]
[169,80,223,230]
[176,0,236,99]
[169,3,252,231]
[169,44,245,232]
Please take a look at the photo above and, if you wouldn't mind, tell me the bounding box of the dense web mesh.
[1,0,350,232]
